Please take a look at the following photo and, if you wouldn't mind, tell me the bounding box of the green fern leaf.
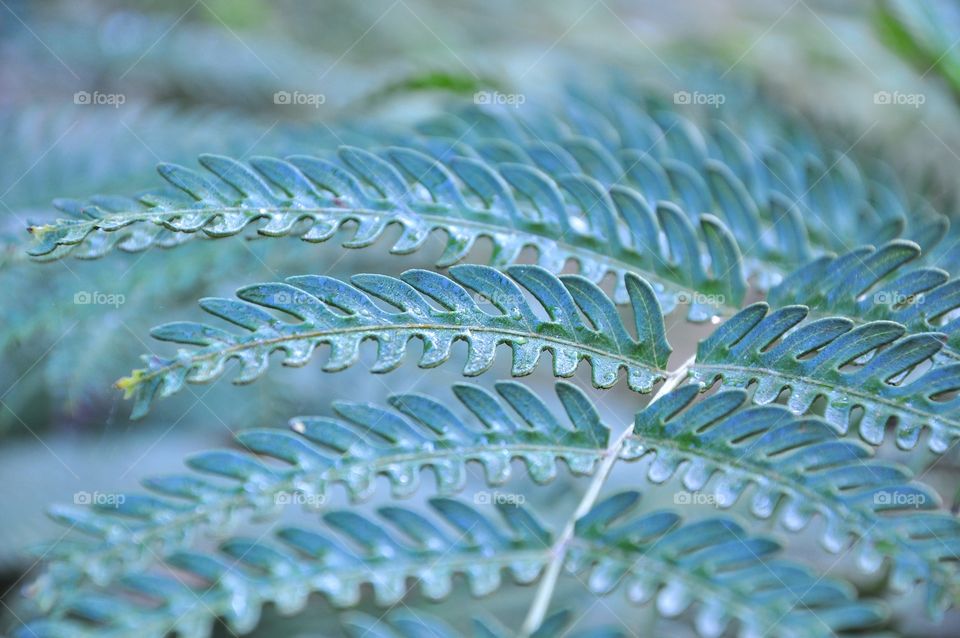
[118,264,670,417]
[769,240,960,362]
[26,145,744,319]
[624,385,960,616]
[570,492,886,637]
[22,498,554,638]
[425,106,812,279]
[691,302,960,452]
[421,96,947,278]
[36,381,608,605]
[21,494,884,638]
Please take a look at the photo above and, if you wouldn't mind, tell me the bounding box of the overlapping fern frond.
[625,385,960,616]
[12,53,960,638]
[34,377,954,630]
[36,381,609,604]
[419,92,948,268]
[27,144,745,319]
[21,493,885,638]
[691,302,960,452]
[769,240,960,360]
[118,264,670,417]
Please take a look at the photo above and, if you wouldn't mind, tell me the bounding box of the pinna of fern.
[32,380,611,608]
[116,264,671,418]
[420,106,822,279]
[28,92,923,305]
[768,239,960,362]
[30,381,957,622]
[27,83,955,328]
[416,90,947,268]
[117,252,960,455]
[18,492,886,638]
[691,301,960,452]
[27,142,746,321]
[624,384,960,617]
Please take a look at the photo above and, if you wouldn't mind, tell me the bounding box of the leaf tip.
[115,369,146,398]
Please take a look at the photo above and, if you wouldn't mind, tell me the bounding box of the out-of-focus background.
[2,1,959,635]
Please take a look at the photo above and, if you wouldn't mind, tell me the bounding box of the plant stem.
[519,354,695,635]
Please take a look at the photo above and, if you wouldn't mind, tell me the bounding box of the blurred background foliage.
[2,0,960,635]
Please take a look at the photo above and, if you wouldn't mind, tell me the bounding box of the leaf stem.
[519,354,695,635]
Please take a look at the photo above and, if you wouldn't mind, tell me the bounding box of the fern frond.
[431,108,812,275]
[26,146,745,319]
[569,492,886,638]
[22,495,885,638]
[118,264,670,417]
[422,96,947,278]
[768,240,960,361]
[691,302,960,452]
[35,381,608,608]
[23,498,554,638]
[624,385,960,616]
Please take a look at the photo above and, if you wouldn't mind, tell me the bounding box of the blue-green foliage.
[692,302,960,452]
[626,385,960,616]
[119,264,669,417]
[28,144,745,320]
[36,381,609,608]
[19,493,886,638]
[12,72,960,638]
[769,240,960,360]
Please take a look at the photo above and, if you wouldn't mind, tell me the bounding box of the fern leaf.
[572,492,886,638]
[424,96,946,278]
[624,385,960,616]
[768,240,960,361]
[427,106,811,279]
[118,264,670,417]
[21,495,884,638]
[691,302,960,452]
[26,146,745,318]
[23,498,554,638]
[35,381,608,607]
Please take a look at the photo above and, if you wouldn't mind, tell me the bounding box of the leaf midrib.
[132,322,666,389]
[40,204,737,313]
